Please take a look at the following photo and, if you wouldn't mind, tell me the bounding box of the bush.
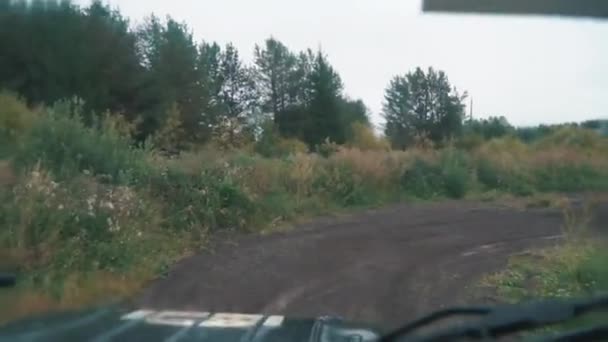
[476,159,535,196]
[347,122,391,151]
[456,133,484,151]
[476,158,503,189]
[14,101,149,184]
[0,167,165,275]
[440,150,470,199]
[146,162,258,234]
[148,102,186,153]
[0,91,37,157]
[533,164,606,192]
[314,160,368,206]
[316,138,341,157]
[400,150,471,199]
[276,138,309,156]
[535,127,607,151]
[401,159,444,199]
[255,121,308,157]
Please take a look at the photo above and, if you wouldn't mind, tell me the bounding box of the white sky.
[76,0,608,127]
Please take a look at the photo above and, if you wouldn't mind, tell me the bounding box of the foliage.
[475,158,534,196]
[383,67,467,149]
[253,37,299,120]
[484,242,607,301]
[455,132,485,151]
[148,102,186,153]
[440,149,470,199]
[463,116,514,140]
[0,0,144,118]
[400,149,470,199]
[347,122,391,151]
[314,160,367,206]
[481,241,608,336]
[533,164,605,192]
[0,1,372,149]
[534,127,607,151]
[401,159,445,199]
[316,138,341,157]
[13,101,148,184]
[0,91,37,156]
[254,121,308,157]
[2,94,608,323]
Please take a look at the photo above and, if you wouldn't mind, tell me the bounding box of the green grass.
[481,240,608,338]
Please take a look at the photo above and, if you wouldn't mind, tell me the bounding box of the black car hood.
[0,307,381,342]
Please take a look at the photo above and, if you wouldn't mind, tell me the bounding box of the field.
[1,92,608,326]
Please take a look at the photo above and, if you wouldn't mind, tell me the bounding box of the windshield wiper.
[381,294,608,341]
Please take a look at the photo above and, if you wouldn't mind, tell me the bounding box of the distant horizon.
[73,0,608,128]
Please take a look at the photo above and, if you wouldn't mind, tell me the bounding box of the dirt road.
[138,200,606,330]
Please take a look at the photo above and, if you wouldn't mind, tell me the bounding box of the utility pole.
[469,97,474,121]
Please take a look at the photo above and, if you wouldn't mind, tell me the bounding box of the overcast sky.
[75,0,608,127]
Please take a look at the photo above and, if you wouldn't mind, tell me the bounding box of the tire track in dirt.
[137,200,606,330]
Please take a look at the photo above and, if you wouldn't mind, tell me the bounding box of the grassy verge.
[480,241,608,338]
[480,202,608,339]
[2,92,608,324]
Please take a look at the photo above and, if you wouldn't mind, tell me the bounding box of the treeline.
[460,116,608,148]
[1,0,604,153]
[0,0,370,151]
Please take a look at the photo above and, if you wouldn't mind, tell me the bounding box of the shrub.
[148,102,186,153]
[0,160,17,188]
[146,162,257,234]
[476,158,503,189]
[535,127,607,151]
[316,138,341,157]
[456,133,484,151]
[329,148,402,191]
[255,121,308,157]
[14,101,149,184]
[440,150,470,199]
[0,91,37,157]
[314,159,368,206]
[276,138,309,155]
[347,122,391,151]
[0,167,165,275]
[476,158,535,196]
[474,137,536,195]
[400,150,471,199]
[286,153,317,199]
[401,159,444,199]
[533,164,606,192]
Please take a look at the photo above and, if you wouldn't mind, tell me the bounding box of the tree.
[382,75,415,149]
[0,1,374,152]
[197,41,223,136]
[339,98,371,142]
[253,37,298,121]
[464,116,514,140]
[218,44,259,120]
[0,1,145,121]
[383,67,467,149]
[303,51,344,147]
[213,44,260,145]
[78,1,146,118]
[273,49,315,139]
[137,15,204,142]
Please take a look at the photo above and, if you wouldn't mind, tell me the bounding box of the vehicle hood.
[0,306,381,342]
